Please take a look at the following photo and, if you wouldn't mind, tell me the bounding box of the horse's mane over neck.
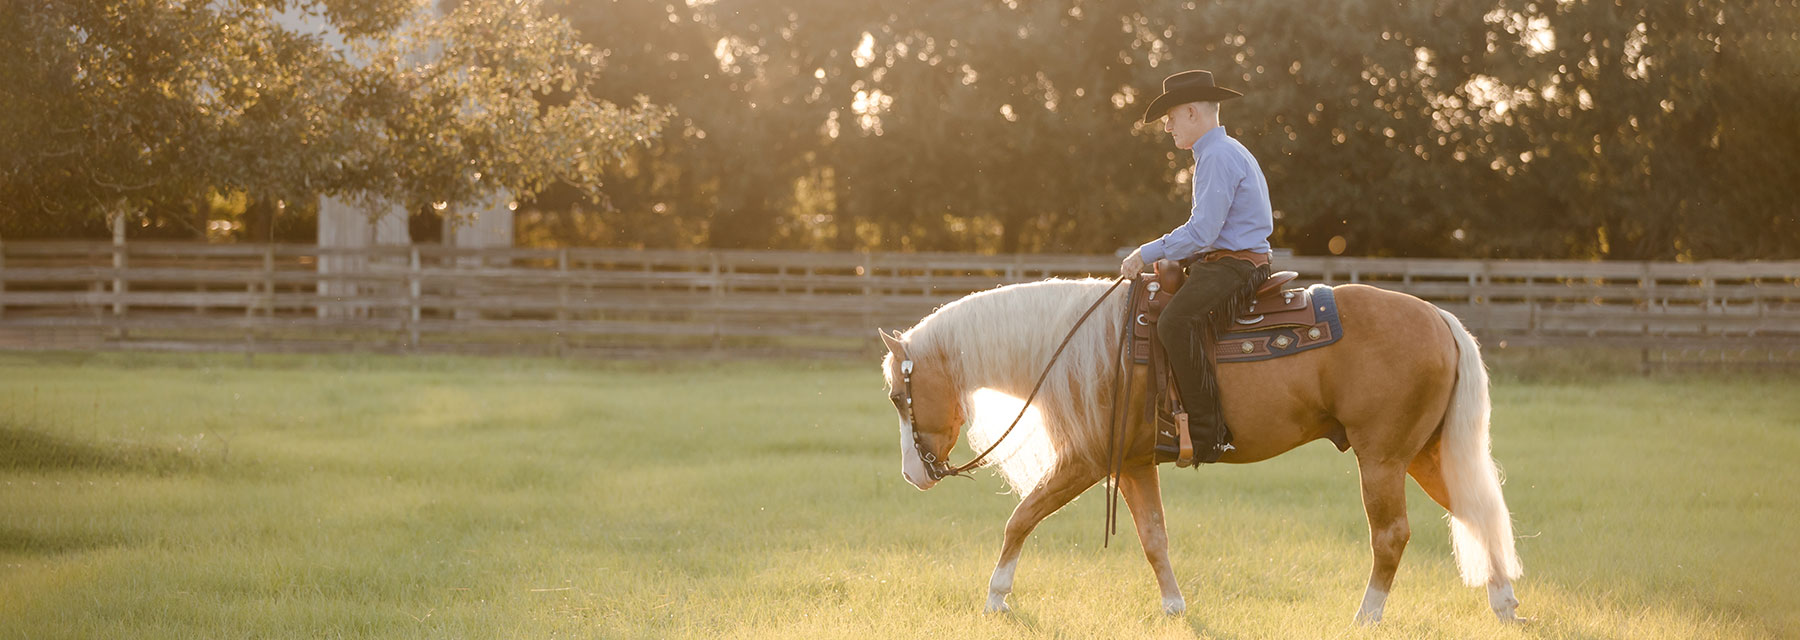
[903,278,1126,495]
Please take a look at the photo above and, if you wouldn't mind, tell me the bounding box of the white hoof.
[983,593,1011,614]
[1162,596,1187,616]
[1354,587,1387,625]
[1488,582,1522,622]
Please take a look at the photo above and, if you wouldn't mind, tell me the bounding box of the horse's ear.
[877,328,907,358]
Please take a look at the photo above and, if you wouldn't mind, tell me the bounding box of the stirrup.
[1152,409,1181,464]
[1175,412,1196,467]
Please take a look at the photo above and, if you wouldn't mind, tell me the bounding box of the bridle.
[892,276,1130,482]
[895,358,959,481]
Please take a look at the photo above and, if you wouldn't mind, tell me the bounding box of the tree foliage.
[5,0,1795,259]
[0,0,668,237]
[566,0,1798,259]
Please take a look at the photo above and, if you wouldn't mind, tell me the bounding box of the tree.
[0,0,670,238]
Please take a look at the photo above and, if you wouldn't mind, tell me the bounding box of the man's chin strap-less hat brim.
[1141,69,1244,124]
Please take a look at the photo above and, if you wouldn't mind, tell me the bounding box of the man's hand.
[1119,248,1145,279]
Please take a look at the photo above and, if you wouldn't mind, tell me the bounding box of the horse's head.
[879,329,965,491]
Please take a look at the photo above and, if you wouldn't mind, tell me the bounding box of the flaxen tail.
[1435,309,1524,586]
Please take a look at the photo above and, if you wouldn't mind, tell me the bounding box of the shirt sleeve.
[1138,152,1239,263]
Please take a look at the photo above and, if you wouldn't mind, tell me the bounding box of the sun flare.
[965,387,1060,495]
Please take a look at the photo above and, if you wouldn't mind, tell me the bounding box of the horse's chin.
[902,472,939,491]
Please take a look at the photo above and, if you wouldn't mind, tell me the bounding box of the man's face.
[1162,103,1209,150]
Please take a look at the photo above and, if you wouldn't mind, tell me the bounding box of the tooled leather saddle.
[1126,259,1345,466]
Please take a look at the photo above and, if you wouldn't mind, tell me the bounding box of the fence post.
[1466,269,1477,307]
[1639,262,1653,370]
[1525,275,1538,336]
[557,248,569,356]
[250,244,275,350]
[409,246,421,350]
[1478,260,1492,333]
[710,252,723,351]
[263,244,276,318]
[864,251,878,296]
[1701,263,1717,336]
[195,245,207,315]
[246,247,259,320]
[111,208,128,318]
[110,207,129,341]
[865,252,881,335]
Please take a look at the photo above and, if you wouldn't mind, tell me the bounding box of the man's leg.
[1155,259,1256,463]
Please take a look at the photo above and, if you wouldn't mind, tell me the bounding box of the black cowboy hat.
[1141,70,1244,124]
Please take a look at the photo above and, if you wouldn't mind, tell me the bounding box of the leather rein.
[897,276,1130,482]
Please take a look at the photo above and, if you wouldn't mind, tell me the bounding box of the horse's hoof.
[1487,582,1521,622]
[1496,611,1531,624]
[1353,610,1383,626]
[1162,597,1186,616]
[983,595,1011,615]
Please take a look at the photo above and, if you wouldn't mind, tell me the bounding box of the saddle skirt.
[1131,263,1344,365]
[1215,283,1343,363]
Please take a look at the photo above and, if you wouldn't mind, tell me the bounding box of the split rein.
[900,276,1131,483]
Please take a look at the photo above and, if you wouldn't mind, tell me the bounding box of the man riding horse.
[1119,69,1274,464]
[879,70,1525,625]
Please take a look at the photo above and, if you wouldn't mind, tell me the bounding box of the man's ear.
[877,328,908,358]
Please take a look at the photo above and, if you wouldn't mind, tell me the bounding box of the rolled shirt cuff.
[1138,239,1167,264]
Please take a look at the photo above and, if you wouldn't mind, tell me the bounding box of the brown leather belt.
[1200,249,1271,268]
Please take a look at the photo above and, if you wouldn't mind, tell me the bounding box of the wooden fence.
[1,240,1797,358]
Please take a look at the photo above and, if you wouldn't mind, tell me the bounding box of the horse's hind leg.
[1119,464,1185,615]
[1353,458,1411,625]
[984,465,1102,614]
[1406,433,1454,512]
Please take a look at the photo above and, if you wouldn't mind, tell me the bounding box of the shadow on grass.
[0,426,213,474]
[0,525,127,555]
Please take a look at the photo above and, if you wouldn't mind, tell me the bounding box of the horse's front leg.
[984,465,1102,614]
[1119,463,1185,615]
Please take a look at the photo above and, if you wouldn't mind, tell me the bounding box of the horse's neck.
[947,338,1060,404]
[934,281,1108,401]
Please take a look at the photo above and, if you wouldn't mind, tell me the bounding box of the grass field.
[1,350,1796,639]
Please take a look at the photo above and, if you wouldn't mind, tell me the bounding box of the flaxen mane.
[900,278,1126,495]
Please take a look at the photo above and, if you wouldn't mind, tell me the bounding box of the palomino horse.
[878,277,1523,623]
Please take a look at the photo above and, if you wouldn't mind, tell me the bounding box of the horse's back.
[1326,284,1460,374]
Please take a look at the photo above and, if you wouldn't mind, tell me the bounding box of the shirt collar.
[1191,126,1226,157]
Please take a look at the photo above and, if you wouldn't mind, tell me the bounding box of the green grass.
[0,350,1796,639]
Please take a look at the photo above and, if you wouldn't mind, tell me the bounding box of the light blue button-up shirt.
[1137,126,1273,263]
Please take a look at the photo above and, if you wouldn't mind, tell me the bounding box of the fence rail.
[2,241,1797,358]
